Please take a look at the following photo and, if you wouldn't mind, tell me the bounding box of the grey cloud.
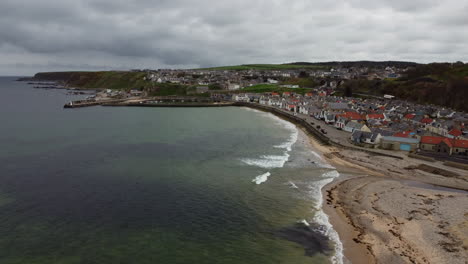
[0,0,466,75]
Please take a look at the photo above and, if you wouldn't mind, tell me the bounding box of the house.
[327,103,349,112]
[299,105,320,116]
[335,116,347,129]
[340,111,363,121]
[268,98,281,107]
[366,113,386,121]
[438,138,468,155]
[351,131,382,147]
[393,130,415,138]
[448,129,463,139]
[404,114,415,121]
[420,118,433,126]
[344,121,371,133]
[227,83,240,91]
[259,96,268,105]
[420,136,444,152]
[451,139,468,155]
[371,128,394,137]
[325,114,336,124]
[286,104,297,112]
[232,94,250,102]
[130,89,144,96]
[380,136,420,151]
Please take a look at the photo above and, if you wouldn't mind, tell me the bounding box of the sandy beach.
[302,127,468,264]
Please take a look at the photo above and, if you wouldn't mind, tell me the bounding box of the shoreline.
[302,127,468,264]
[237,104,468,264]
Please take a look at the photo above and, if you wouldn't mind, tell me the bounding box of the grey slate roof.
[346,121,364,130]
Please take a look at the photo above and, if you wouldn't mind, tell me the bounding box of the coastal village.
[232,90,468,162]
[58,65,467,164]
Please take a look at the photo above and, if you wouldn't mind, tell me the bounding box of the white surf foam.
[241,153,290,169]
[299,219,310,226]
[309,170,344,264]
[288,181,299,189]
[273,118,298,152]
[252,172,271,185]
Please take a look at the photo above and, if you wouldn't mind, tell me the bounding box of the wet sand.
[302,127,468,264]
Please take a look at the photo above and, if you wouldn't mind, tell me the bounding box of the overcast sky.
[1,0,467,75]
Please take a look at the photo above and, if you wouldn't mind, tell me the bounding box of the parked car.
[316,125,321,129]
[321,129,327,134]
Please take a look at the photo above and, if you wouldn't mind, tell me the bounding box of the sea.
[0,77,343,264]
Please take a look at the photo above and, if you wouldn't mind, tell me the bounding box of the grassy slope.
[68,71,151,90]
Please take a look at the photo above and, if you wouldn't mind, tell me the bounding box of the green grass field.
[240,84,313,94]
[198,64,327,71]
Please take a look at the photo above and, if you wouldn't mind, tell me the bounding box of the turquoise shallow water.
[0,77,341,264]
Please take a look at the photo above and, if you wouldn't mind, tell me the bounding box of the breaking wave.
[242,154,290,169]
[252,172,271,185]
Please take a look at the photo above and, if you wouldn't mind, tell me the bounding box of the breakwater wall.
[64,99,127,108]
[102,102,235,107]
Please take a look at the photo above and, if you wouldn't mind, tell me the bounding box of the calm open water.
[0,77,342,264]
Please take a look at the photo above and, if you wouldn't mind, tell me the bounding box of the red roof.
[453,139,468,148]
[271,92,279,96]
[421,136,444,145]
[404,114,415,119]
[283,92,291,95]
[305,92,313,96]
[288,105,295,108]
[420,118,433,124]
[442,138,453,148]
[421,137,468,149]
[340,112,363,120]
[367,114,385,120]
[449,129,462,137]
[393,131,413,138]
[441,138,468,148]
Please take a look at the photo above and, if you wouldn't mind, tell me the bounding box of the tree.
[208,83,222,90]
[298,71,309,78]
[344,86,353,97]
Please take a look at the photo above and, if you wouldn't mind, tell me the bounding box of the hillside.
[342,62,468,111]
[288,61,420,69]
[33,71,151,90]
